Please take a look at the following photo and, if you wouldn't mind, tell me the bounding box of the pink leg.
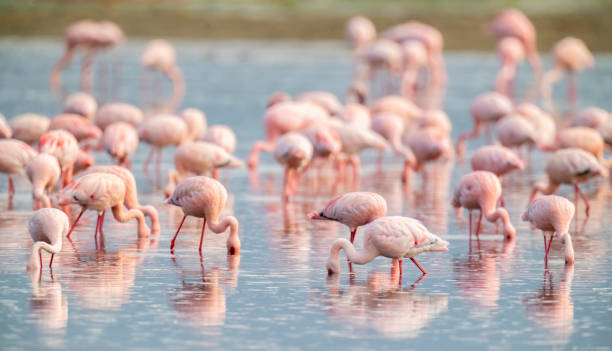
[99,210,106,236]
[468,210,472,237]
[198,218,207,255]
[8,176,14,197]
[410,257,427,275]
[475,210,483,236]
[49,253,54,268]
[574,183,590,216]
[398,259,403,282]
[349,228,357,243]
[39,252,42,270]
[155,149,162,180]
[66,208,86,238]
[212,168,220,180]
[170,216,186,252]
[143,147,155,172]
[500,195,505,208]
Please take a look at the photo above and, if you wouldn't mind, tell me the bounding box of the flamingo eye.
[73,195,79,201]
[319,211,324,216]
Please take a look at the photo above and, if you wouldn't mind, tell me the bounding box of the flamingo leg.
[349,228,357,243]
[475,210,483,236]
[574,183,590,216]
[66,208,86,238]
[468,210,473,237]
[143,146,155,172]
[398,259,403,282]
[8,176,14,197]
[99,210,106,236]
[39,252,42,270]
[155,148,162,180]
[198,218,207,255]
[410,257,427,275]
[49,253,54,268]
[170,215,187,252]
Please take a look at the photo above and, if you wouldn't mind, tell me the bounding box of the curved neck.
[330,238,379,266]
[484,207,515,239]
[209,216,240,253]
[28,240,62,271]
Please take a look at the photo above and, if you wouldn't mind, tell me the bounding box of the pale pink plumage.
[57,172,151,238]
[26,154,61,209]
[0,139,38,207]
[296,91,342,116]
[452,170,516,239]
[166,176,241,255]
[181,108,207,142]
[9,114,50,145]
[346,16,376,50]
[273,132,313,200]
[371,112,416,174]
[471,144,524,177]
[326,216,449,276]
[63,92,97,120]
[0,114,12,139]
[27,208,68,272]
[141,39,185,108]
[94,103,144,131]
[139,114,189,173]
[371,95,422,126]
[522,195,575,266]
[495,114,537,149]
[337,103,371,130]
[103,122,139,168]
[495,37,525,98]
[570,107,609,129]
[49,114,102,142]
[202,125,237,154]
[39,129,79,187]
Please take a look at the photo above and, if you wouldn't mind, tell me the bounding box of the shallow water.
[0,39,612,350]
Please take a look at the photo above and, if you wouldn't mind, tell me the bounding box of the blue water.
[0,39,611,350]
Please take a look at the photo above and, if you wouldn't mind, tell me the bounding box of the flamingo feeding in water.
[27,208,69,272]
[522,195,575,268]
[0,139,38,208]
[26,154,61,210]
[273,132,313,200]
[166,176,241,256]
[39,129,80,187]
[103,122,139,168]
[326,216,449,277]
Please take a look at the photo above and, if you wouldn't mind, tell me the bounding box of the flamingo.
[346,16,376,51]
[516,103,556,147]
[530,148,608,216]
[402,126,453,183]
[296,91,342,116]
[138,114,191,174]
[39,130,79,187]
[495,37,525,99]
[337,103,371,130]
[489,8,541,81]
[301,124,342,160]
[370,95,422,125]
[471,145,524,178]
[418,109,452,134]
[202,125,237,154]
[63,92,97,120]
[103,122,139,168]
[0,114,12,139]
[79,165,160,234]
[359,39,403,96]
[273,132,313,200]
[456,92,513,156]
[543,127,606,163]
[522,195,575,268]
[308,192,387,244]
[400,40,428,101]
[451,170,516,239]
[371,112,416,177]
[495,114,537,152]
[326,216,449,277]
[57,172,151,238]
[26,154,61,210]
[49,114,102,143]
[181,108,207,141]
[570,107,609,129]
[166,176,241,256]
[164,141,243,196]
[9,114,50,145]
[26,208,68,272]
[542,37,593,110]
[0,139,38,207]
[94,102,144,131]
[141,39,185,109]
[74,148,95,174]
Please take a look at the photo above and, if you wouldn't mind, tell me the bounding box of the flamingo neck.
[27,240,62,271]
[208,216,240,254]
[484,207,516,239]
[330,238,378,267]
[561,233,575,265]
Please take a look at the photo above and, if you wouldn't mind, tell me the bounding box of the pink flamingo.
[400,40,428,101]
[516,103,556,147]
[419,109,452,134]
[9,114,50,145]
[247,101,328,169]
[495,114,537,152]
[346,16,376,51]
[26,208,68,272]
[451,170,516,239]
[326,216,449,277]
[456,92,513,157]
[138,114,192,174]
[371,112,417,177]
[0,114,12,139]
[181,108,207,141]
[302,124,342,160]
[337,103,371,130]
[495,37,525,99]
[273,132,313,200]
[26,154,61,209]
[402,126,453,182]
[530,148,607,216]
[94,102,144,131]
[489,8,541,81]
[542,37,593,110]
[73,148,95,174]
[57,172,151,238]
[103,122,139,168]
[164,141,243,196]
[0,139,38,207]
[296,91,342,117]
[79,165,160,235]
[63,92,97,120]
[166,176,241,256]
[141,39,185,109]
[359,39,403,95]
[381,21,446,90]
[522,195,575,268]
[308,192,387,244]
[471,145,524,178]
[543,127,605,163]
[202,125,237,154]
[570,107,609,129]
[39,130,79,187]
[49,114,102,143]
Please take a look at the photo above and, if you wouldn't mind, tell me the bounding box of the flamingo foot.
[170,216,187,253]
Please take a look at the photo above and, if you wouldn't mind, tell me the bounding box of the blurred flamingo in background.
[39,130,79,187]
[9,114,50,145]
[0,139,38,208]
[138,114,190,175]
[27,208,68,273]
[495,37,525,99]
[94,102,144,131]
[570,107,609,129]
[273,132,313,200]
[0,114,12,139]
[103,122,139,168]
[346,16,377,52]
[522,195,575,268]
[63,92,98,120]
[26,154,61,209]
[141,39,185,110]
[166,176,241,256]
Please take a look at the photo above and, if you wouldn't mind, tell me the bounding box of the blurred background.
[2,0,611,51]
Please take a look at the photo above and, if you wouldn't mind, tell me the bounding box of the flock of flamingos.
[0,8,607,285]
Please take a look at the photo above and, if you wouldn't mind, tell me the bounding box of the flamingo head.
[308,210,325,220]
[326,257,340,275]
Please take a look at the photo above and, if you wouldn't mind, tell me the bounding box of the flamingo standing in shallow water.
[9,114,50,145]
[451,170,516,239]
[94,102,144,131]
[27,208,68,273]
[530,148,607,216]
[57,172,151,239]
[326,216,449,277]
[0,139,38,208]
[39,130,79,187]
[26,154,61,209]
[138,114,190,175]
[495,37,525,99]
[166,176,241,256]
[308,192,387,244]
[273,132,313,200]
[522,195,575,268]
[63,92,97,120]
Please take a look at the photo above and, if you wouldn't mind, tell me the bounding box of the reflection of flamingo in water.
[522,267,575,346]
[169,255,240,329]
[319,268,448,339]
[28,275,68,331]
